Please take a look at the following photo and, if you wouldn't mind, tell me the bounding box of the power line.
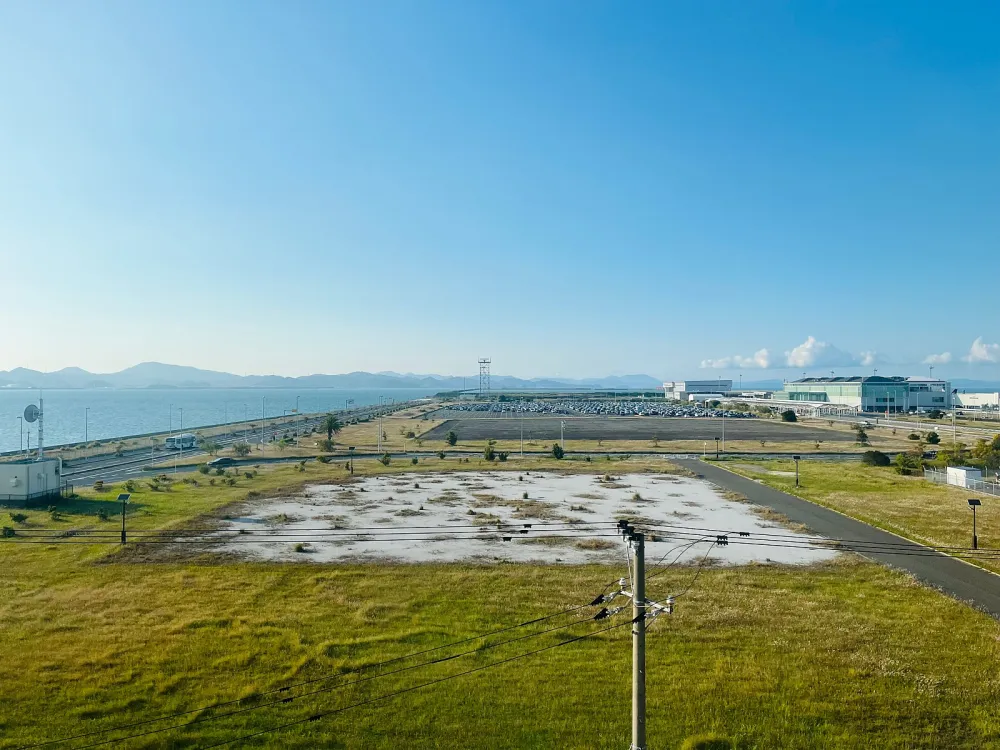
[197,617,633,749]
[25,600,604,749]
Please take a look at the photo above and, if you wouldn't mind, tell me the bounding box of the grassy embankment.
[721,458,1000,575]
[3,458,1000,747]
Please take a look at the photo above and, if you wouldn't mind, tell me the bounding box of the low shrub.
[9,513,28,524]
[861,450,891,467]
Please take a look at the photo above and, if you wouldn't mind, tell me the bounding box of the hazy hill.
[0,363,666,391]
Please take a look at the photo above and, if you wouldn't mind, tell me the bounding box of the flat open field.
[422,417,853,443]
[722,458,1000,575]
[4,458,1000,748]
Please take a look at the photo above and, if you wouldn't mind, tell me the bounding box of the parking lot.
[433,399,756,419]
[421,417,852,443]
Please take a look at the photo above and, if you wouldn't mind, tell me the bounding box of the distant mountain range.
[0,363,666,391]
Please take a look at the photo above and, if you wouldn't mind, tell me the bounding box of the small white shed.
[0,458,62,503]
[946,466,983,489]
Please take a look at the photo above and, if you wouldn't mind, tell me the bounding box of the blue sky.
[1,1,998,379]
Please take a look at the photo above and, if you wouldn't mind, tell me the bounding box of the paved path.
[675,459,1000,618]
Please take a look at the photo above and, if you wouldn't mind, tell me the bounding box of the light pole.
[17,416,23,455]
[560,420,566,450]
[244,404,249,443]
[295,395,301,414]
[721,407,726,453]
[714,437,720,460]
[169,403,173,435]
[261,397,266,451]
[84,407,90,455]
[793,455,800,487]
[969,498,981,550]
[520,415,524,458]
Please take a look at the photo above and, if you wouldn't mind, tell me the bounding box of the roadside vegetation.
[722,457,1000,575]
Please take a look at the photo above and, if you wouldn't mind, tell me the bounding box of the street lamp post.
[85,407,90,456]
[714,437,720,460]
[17,416,23,455]
[261,397,266,451]
[969,498,981,550]
[560,420,566,450]
[793,455,801,487]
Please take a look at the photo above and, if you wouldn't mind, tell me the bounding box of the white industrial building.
[954,392,1000,411]
[663,380,732,401]
[0,458,63,504]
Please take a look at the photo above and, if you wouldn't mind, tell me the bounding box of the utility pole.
[119,493,131,545]
[520,415,524,458]
[631,532,646,750]
[561,420,566,450]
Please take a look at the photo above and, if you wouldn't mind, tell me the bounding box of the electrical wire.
[63,612,607,750]
[23,599,604,749]
[196,617,634,750]
[645,537,715,581]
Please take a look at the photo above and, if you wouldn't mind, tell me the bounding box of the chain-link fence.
[925,468,1000,498]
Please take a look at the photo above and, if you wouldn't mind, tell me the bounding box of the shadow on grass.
[2,496,146,517]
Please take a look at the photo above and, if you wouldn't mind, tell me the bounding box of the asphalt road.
[59,403,414,485]
[677,459,1000,618]
[421,417,853,443]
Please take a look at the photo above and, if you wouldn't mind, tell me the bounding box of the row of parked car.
[444,399,757,419]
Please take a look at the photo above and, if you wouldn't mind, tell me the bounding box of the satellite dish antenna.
[24,404,39,423]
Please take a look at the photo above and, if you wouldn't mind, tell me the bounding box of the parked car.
[207,457,236,467]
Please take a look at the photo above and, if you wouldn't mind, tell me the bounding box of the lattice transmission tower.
[478,358,491,398]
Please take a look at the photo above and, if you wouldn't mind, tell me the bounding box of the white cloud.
[784,336,858,368]
[964,337,1000,364]
[700,348,771,370]
[923,352,952,365]
[858,350,880,367]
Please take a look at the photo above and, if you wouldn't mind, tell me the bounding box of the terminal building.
[774,376,952,414]
[663,380,732,402]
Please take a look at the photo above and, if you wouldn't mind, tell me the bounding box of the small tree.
[483,441,496,462]
[928,409,945,420]
[198,439,222,456]
[379,452,392,466]
[780,410,797,423]
[854,425,870,446]
[322,414,343,442]
[437,451,446,460]
[552,443,565,460]
[926,431,941,445]
[446,431,458,446]
[232,441,252,457]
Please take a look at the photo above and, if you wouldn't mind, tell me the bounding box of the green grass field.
[3,460,1000,748]
[720,459,1000,575]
